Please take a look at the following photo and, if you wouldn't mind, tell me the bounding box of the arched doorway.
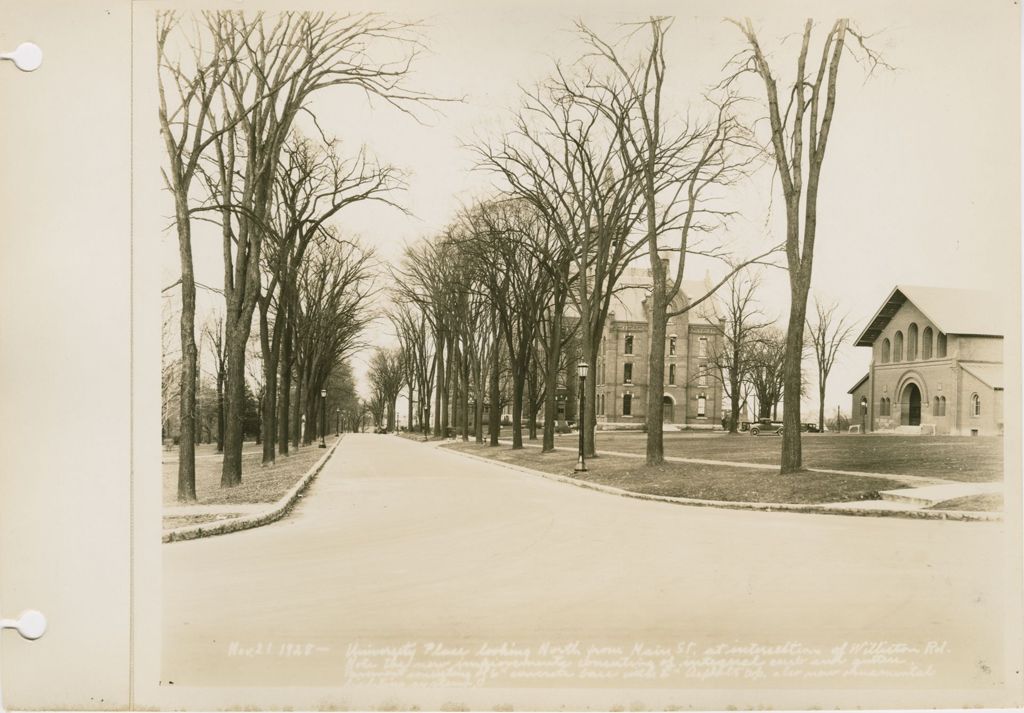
[901,383,922,426]
[662,395,674,423]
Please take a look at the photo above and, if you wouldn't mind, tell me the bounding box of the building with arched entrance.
[848,286,1004,435]
[594,266,724,429]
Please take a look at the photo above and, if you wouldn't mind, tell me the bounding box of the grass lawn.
[929,493,1004,512]
[444,441,908,504]
[532,431,1005,482]
[162,437,338,507]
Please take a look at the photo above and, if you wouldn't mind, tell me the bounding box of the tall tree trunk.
[407,382,414,433]
[488,342,500,446]
[460,359,470,442]
[526,363,538,442]
[645,261,668,465]
[215,367,224,453]
[781,274,812,472]
[278,325,293,455]
[176,209,197,501]
[511,367,525,449]
[292,366,303,449]
[729,371,741,434]
[541,308,563,452]
[433,341,445,437]
[258,303,279,465]
[220,330,247,487]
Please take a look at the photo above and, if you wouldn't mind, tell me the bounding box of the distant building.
[595,266,724,429]
[848,286,1003,435]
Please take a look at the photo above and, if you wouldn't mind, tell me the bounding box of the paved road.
[163,434,1008,695]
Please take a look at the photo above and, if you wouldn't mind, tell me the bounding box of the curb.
[437,444,1002,523]
[162,437,343,543]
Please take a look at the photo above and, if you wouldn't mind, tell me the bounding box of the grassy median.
[162,437,338,507]
[443,441,908,504]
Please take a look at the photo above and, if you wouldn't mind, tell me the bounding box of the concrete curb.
[162,437,343,543]
[437,445,1002,523]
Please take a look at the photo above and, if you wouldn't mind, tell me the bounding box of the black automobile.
[801,422,821,433]
[749,418,784,436]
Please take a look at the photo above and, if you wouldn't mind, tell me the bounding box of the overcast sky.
[155,0,1020,419]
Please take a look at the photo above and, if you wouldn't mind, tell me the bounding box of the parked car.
[749,418,784,436]
[801,422,821,433]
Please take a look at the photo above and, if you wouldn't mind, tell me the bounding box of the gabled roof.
[847,373,869,394]
[855,285,1004,347]
[961,362,1003,390]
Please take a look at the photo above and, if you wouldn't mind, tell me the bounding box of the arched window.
[971,393,980,417]
[922,327,933,359]
[907,323,918,360]
[880,397,891,416]
[668,363,676,385]
[933,396,940,415]
[937,332,947,358]
[893,331,904,361]
[880,338,891,363]
[939,396,946,416]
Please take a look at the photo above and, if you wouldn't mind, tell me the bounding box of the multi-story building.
[848,285,1004,435]
[595,266,724,429]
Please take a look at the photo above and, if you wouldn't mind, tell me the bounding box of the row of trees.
[710,270,853,433]
[159,11,428,500]
[375,16,876,470]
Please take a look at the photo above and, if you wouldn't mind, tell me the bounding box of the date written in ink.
[227,641,331,657]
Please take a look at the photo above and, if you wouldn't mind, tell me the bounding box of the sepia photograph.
[141,0,1021,709]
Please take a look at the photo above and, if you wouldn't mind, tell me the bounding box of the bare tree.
[367,348,405,431]
[708,270,769,433]
[202,315,227,452]
[157,11,253,500]
[188,10,434,487]
[569,18,777,465]
[806,296,856,432]
[727,18,886,472]
[475,77,648,458]
[747,327,787,420]
[258,134,402,464]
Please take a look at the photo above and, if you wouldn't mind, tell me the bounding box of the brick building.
[595,267,724,429]
[848,286,1004,436]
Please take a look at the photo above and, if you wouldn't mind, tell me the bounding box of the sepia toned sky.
[154,0,1020,417]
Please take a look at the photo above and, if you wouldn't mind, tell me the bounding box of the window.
[937,332,947,358]
[698,361,708,387]
[893,331,904,362]
[624,335,634,354]
[922,327,933,359]
[623,362,633,384]
[698,337,707,358]
[669,336,677,356]
[880,397,891,416]
[933,396,940,415]
[880,338,891,363]
[907,323,918,360]
[697,394,707,418]
[939,396,946,416]
[599,394,605,416]
[971,393,980,417]
[623,393,632,416]
[668,363,676,385]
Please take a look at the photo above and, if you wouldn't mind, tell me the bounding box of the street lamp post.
[574,361,588,472]
[336,408,340,436]
[319,388,328,448]
[860,397,868,435]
